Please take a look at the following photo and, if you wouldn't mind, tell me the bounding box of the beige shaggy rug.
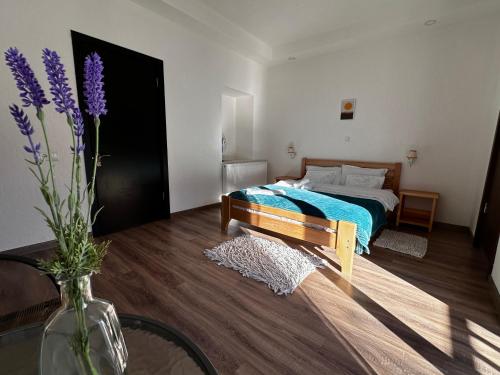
[373,229,428,258]
[205,235,326,295]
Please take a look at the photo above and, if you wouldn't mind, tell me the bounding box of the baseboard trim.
[3,239,58,257]
[488,276,500,322]
[0,208,472,255]
[433,221,470,233]
[1,203,222,256]
[171,202,221,218]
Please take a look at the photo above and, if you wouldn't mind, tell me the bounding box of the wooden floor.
[38,208,500,374]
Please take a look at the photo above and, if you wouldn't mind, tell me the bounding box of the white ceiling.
[201,0,473,46]
[132,0,500,64]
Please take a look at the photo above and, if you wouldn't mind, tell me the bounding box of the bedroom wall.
[234,95,254,160]
[0,0,265,251]
[255,13,500,227]
[221,95,237,160]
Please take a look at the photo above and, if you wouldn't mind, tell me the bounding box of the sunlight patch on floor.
[296,293,378,374]
[466,319,500,345]
[236,229,498,373]
[466,320,500,374]
[299,287,444,374]
[349,255,455,356]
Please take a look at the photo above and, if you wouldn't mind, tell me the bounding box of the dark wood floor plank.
[9,206,500,374]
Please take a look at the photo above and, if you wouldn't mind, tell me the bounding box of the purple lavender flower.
[83,52,107,117]
[71,108,85,154]
[9,104,41,163]
[42,48,75,114]
[4,48,49,109]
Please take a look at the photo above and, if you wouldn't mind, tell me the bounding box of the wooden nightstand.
[396,190,439,232]
[274,176,301,183]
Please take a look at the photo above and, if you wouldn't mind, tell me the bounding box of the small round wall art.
[341,99,356,120]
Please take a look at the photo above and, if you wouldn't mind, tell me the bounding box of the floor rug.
[373,229,428,258]
[205,235,326,295]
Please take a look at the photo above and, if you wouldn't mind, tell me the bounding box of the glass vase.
[40,274,128,375]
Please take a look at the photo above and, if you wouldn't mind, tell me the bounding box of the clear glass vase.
[40,274,128,375]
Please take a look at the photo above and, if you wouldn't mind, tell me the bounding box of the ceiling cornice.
[130,0,272,63]
[272,0,500,65]
[130,0,500,67]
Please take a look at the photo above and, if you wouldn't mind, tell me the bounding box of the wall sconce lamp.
[287,143,297,159]
[406,149,417,167]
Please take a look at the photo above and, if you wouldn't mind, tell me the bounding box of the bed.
[221,158,402,278]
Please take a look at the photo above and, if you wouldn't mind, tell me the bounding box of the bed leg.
[336,221,356,279]
[221,195,231,232]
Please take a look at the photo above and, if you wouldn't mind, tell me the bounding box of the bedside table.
[274,175,301,183]
[396,190,439,232]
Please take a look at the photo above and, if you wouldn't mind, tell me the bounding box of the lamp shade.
[407,150,417,159]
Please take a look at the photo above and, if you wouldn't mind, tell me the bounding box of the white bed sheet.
[275,180,399,212]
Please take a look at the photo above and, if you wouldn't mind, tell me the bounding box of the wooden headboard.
[301,158,402,194]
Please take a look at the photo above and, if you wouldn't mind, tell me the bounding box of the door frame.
[474,110,500,259]
[70,31,170,234]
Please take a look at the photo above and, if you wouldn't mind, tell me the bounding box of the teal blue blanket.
[229,185,387,254]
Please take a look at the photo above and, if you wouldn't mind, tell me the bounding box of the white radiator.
[222,160,268,194]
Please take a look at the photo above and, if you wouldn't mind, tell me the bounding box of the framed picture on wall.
[341,99,356,120]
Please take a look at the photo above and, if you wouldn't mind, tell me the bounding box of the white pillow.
[345,174,385,189]
[340,165,387,185]
[304,166,341,185]
[306,165,341,172]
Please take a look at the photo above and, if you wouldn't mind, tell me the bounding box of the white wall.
[235,96,254,160]
[255,13,500,227]
[0,0,265,251]
[221,95,236,160]
[221,94,254,160]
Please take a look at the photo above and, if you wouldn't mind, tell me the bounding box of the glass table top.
[0,314,217,375]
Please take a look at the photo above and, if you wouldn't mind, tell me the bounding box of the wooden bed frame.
[221,158,402,278]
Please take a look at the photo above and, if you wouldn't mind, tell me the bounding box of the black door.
[71,31,169,236]
[475,111,500,270]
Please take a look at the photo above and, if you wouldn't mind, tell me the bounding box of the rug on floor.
[204,235,327,295]
[373,229,428,258]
